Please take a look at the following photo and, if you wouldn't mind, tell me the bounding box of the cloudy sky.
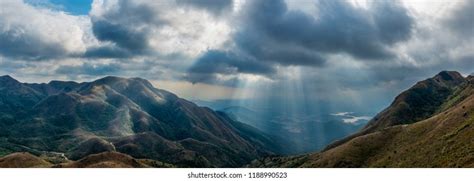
[0,0,473,114]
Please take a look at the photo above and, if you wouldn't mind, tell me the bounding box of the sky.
[0,0,473,116]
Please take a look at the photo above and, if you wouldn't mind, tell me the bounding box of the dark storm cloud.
[189,50,275,75]
[90,0,166,55]
[176,0,233,15]
[188,0,414,83]
[372,1,414,45]
[234,31,327,66]
[238,0,413,60]
[83,45,132,58]
[186,50,275,84]
[92,19,150,53]
[0,31,68,60]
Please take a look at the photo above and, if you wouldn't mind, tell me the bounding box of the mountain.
[0,75,282,167]
[324,71,466,150]
[249,71,474,167]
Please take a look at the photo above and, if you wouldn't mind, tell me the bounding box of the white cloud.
[332,112,372,124]
[90,0,232,58]
[342,116,372,124]
[0,0,91,59]
[331,112,354,116]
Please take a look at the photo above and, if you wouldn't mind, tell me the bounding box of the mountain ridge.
[323,71,468,150]
[0,75,282,167]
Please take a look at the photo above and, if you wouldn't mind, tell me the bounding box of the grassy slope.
[300,94,473,167]
[0,152,52,168]
[0,151,175,168]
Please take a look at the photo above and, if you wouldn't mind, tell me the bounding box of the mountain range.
[0,71,472,168]
[0,75,283,167]
[249,71,474,167]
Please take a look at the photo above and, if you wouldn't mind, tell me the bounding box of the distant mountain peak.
[431,71,466,88]
[367,71,466,128]
[93,76,128,84]
[0,75,19,85]
[0,75,14,79]
[48,80,79,85]
[434,71,464,82]
[130,77,155,88]
[91,76,155,89]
